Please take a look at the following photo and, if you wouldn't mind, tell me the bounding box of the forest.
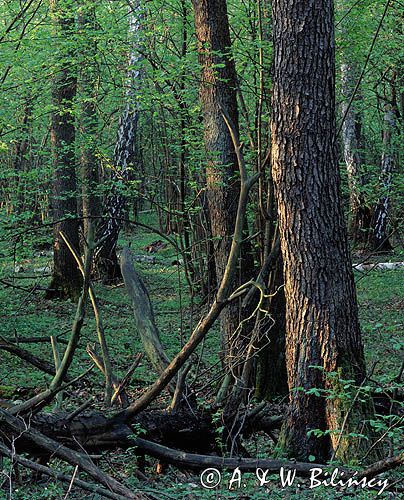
[0,0,403,498]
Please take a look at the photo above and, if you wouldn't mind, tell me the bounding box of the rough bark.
[271,0,374,462]
[95,1,143,283]
[47,0,82,301]
[192,0,254,376]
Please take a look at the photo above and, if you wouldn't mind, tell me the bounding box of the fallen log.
[0,408,137,499]
[29,407,216,454]
[134,437,335,476]
[353,261,404,272]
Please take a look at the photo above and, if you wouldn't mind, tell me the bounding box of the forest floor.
[0,216,403,499]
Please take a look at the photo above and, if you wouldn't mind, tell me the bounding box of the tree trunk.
[371,104,395,252]
[340,61,371,243]
[192,0,254,376]
[95,1,143,282]
[271,0,375,462]
[78,1,100,240]
[13,96,34,216]
[47,0,82,301]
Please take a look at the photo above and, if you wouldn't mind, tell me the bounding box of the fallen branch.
[9,365,94,416]
[86,345,129,407]
[0,408,137,499]
[134,437,404,482]
[0,336,63,378]
[120,248,170,375]
[111,353,143,406]
[2,335,68,345]
[358,451,404,480]
[0,442,133,500]
[134,437,337,476]
[353,261,404,272]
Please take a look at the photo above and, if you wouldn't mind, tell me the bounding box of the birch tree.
[95,1,143,282]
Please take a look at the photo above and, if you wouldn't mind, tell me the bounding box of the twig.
[86,345,129,407]
[9,365,94,416]
[60,228,114,406]
[111,353,143,406]
[65,399,93,422]
[63,464,79,499]
[167,363,192,414]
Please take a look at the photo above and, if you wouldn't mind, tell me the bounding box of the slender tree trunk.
[271,0,375,462]
[340,62,371,243]
[13,96,33,216]
[192,0,254,377]
[371,103,395,251]
[47,0,82,301]
[78,1,100,240]
[95,2,143,282]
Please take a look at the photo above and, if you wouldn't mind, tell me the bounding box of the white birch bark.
[95,1,143,281]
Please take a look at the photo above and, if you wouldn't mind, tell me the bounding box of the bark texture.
[78,1,100,240]
[47,0,82,301]
[271,0,373,461]
[371,104,395,251]
[192,0,254,373]
[95,1,143,282]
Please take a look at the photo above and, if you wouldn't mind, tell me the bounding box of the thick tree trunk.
[271,0,374,462]
[47,0,82,301]
[192,0,254,376]
[340,62,371,243]
[95,2,143,282]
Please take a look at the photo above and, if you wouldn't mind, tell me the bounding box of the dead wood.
[2,335,68,345]
[120,247,170,375]
[0,441,136,500]
[0,408,137,498]
[133,437,337,476]
[357,451,404,480]
[0,337,65,378]
[86,344,129,407]
[26,408,216,455]
[133,437,404,482]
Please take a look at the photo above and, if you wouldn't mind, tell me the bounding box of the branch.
[0,442,132,500]
[120,248,170,375]
[0,336,64,378]
[114,120,260,422]
[0,408,138,499]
